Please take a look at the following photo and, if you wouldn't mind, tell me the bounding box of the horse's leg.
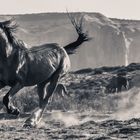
[57,84,69,111]
[60,84,69,97]
[3,83,23,115]
[23,81,47,127]
[59,90,67,112]
[117,85,122,92]
[123,80,129,90]
[23,71,61,127]
[47,86,57,112]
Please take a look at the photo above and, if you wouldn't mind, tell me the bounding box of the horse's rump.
[23,43,69,85]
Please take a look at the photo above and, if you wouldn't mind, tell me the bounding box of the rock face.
[0,13,140,70]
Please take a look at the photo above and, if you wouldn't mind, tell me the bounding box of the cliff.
[0,13,140,70]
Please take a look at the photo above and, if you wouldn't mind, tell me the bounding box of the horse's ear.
[3,17,15,24]
[2,17,18,32]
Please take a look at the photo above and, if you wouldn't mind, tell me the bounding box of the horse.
[0,15,89,127]
[105,75,128,93]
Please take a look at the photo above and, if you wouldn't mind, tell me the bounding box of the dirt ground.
[0,110,139,140]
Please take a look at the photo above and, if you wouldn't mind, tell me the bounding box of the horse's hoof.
[12,108,20,116]
[23,121,36,128]
[7,107,20,116]
[23,123,34,128]
[23,118,37,128]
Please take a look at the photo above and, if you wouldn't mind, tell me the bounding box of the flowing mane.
[0,18,27,49]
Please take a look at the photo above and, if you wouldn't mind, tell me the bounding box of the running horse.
[0,14,90,127]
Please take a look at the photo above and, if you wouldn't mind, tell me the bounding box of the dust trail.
[111,87,140,120]
[50,110,95,127]
[49,88,140,126]
[51,111,80,127]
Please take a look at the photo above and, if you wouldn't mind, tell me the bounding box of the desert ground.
[0,63,140,140]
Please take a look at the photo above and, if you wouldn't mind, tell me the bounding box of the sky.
[0,0,140,20]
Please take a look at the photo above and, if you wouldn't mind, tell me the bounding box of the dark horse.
[105,75,128,93]
[0,15,89,127]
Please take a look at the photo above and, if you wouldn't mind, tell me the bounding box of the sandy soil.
[0,110,139,140]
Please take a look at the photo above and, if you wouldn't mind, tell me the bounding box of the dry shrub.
[0,85,120,114]
[13,87,38,112]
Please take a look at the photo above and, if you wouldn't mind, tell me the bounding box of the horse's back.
[29,43,60,53]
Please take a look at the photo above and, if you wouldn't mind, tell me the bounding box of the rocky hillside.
[0,13,140,70]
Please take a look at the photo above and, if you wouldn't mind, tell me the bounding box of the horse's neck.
[6,45,25,66]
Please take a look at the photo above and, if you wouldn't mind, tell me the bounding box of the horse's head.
[0,19,19,84]
[0,19,18,60]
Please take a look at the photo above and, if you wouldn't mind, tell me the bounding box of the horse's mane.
[0,18,27,50]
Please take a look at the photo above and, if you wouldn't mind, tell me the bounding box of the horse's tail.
[64,13,91,55]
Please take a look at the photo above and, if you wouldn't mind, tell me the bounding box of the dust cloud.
[111,87,140,120]
[51,111,80,127]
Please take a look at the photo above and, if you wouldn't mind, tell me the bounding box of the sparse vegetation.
[0,63,139,115]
